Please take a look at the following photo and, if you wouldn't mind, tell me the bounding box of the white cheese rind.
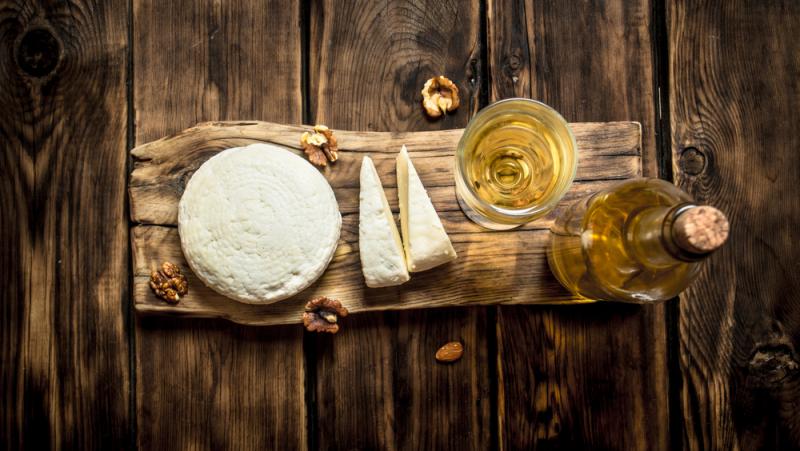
[178,143,341,304]
[396,145,457,272]
[358,156,410,287]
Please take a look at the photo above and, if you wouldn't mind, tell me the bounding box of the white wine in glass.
[455,99,578,230]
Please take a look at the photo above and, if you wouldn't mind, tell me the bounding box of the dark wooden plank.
[308,1,490,449]
[487,1,670,449]
[487,0,658,177]
[132,1,306,448]
[0,1,130,448]
[309,1,481,132]
[669,1,800,449]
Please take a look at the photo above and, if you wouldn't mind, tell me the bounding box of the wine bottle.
[547,178,729,303]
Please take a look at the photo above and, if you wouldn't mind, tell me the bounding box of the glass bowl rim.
[455,97,579,224]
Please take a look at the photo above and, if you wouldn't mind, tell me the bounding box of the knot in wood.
[16,27,61,78]
[679,147,706,176]
[505,50,522,72]
[749,343,799,387]
[468,58,480,87]
[503,48,522,83]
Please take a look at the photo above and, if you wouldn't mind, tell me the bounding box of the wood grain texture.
[488,0,658,177]
[669,1,800,449]
[487,1,670,449]
[129,121,641,326]
[309,0,482,132]
[0,1,130,448]
[133,1,306,448]
[308,1,489,449]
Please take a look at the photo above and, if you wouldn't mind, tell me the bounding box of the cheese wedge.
[359,156,410,287]
[396,145,457,272]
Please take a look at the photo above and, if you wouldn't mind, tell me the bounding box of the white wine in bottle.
[547,178,729,303]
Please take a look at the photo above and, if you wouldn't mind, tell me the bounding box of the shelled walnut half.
[149,261,188,304]
[303,296,349,333]
[421,76,460,118]
[301,125,339,167]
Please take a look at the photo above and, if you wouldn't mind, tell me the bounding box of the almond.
[435,341,464,363]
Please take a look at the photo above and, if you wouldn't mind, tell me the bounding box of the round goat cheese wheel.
[178,143,341,304]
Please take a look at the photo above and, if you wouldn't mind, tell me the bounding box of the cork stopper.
[672,206,729,254]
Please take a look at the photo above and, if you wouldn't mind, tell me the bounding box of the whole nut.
[435,341,464,363]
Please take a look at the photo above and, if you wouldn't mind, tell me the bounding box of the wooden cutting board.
[130,121,642,326]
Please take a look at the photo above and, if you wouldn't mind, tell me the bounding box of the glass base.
[456,192,521,231]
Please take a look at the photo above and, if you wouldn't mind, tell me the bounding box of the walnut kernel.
[149,261,188,304]
[301,125,339,167]
[421,76,460,118]
[303,296,349,333]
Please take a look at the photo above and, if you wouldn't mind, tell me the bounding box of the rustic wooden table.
[2,1,798,449]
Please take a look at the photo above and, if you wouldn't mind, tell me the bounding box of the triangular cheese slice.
[396,145,457,272]
[359,156,410,287]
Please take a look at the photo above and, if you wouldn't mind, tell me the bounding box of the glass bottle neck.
[625,204,708,268]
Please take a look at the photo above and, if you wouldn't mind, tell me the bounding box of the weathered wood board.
[131,2,307,449]
[670,0,800,448]
[1,1,131,448]
[130,120,641,326]
[487,1,668,449]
